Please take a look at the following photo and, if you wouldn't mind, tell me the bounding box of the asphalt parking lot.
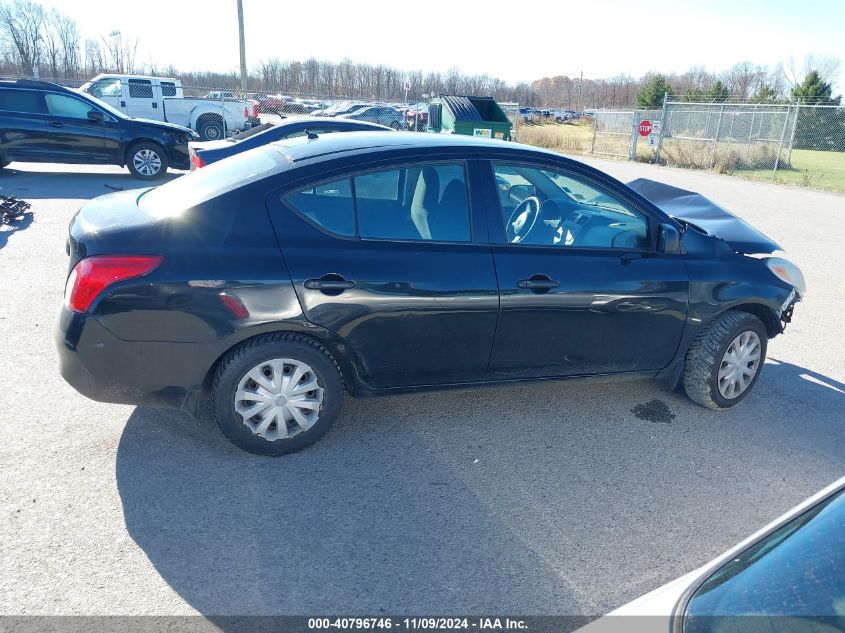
[0,157,843,617]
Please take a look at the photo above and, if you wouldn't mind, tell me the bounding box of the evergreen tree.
[789,71,844,151]
[750,84,778,103]
[708,80,730,103]
[790,71,841,105]
[636,75,672,108]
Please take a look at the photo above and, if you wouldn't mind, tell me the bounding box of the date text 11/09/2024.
[308,618,529,630]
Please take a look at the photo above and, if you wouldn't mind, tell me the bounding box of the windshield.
[684,489,845,627]
[138,146,287,217]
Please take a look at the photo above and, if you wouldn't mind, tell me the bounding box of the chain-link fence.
[588,109,662,158]
[658,101,844,190]
[577,101,845,191]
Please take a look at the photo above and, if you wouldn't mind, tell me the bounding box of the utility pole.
[576,70,583,111]
[237,0,247,92]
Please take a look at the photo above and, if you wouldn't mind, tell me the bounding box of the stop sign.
[638,120,653,136]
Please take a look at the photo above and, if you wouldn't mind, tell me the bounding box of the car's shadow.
[115,358,845,620]
[0,165,182,200]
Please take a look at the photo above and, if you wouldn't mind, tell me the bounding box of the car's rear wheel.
[683,310,768,409]
[211,333,343,455]
[389,121,401,130]
[197,116,225,141]
[127,142,168,180]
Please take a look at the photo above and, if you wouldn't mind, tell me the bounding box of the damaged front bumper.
[778,288,800,331]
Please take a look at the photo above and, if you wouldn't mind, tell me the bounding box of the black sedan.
[56,132,805,455]
[0,78,195,179]
[188,116,393,168]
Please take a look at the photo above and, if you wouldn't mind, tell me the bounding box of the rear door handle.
[517,274,560,291]
[304,275,356,292]
[48,121,63,128]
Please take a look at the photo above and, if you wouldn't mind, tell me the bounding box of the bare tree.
[784,54,842,90]
[84,37,103,75]
[40,7,59,77]
[727,61,765,99]
[0,0,45,75]
[55,11,79,77]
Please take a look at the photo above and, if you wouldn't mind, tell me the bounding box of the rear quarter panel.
[88,181,301,344]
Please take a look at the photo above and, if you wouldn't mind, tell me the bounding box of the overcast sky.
[39,0,845,91]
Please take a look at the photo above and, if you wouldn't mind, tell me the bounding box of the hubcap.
[133,149,161,176]
[718,331,761,399]
[234,358,324,441]
[205,126,221,140]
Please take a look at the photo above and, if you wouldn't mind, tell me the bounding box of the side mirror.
[87,109,105,123]
[658,223,681,254]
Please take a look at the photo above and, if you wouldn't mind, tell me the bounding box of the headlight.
[766,257,806,295]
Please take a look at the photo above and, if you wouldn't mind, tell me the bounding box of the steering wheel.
[506,196,542,243]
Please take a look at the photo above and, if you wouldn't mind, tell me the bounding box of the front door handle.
[48,121,63,128]
[517,274,560,292]
[304,274,356,293]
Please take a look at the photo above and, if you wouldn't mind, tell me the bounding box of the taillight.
[244,106,249,118]
[253,103,259,118]
[189,149,205,169]
[64,255,163,313]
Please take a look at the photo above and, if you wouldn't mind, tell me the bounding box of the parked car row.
[519,107,583,123]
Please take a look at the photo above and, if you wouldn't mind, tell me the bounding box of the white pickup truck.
[80,74,260,141]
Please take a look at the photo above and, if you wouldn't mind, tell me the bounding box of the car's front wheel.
[127,142,169,180]
[683,310,768,409]
[211,333,343,455]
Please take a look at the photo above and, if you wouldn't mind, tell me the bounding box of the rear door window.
[0,89,45,114]
[286,178,355,237]
[127,79,153,99]
[284,162,471,243]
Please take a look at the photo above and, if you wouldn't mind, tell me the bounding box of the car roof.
[270,131,558,163]
[92,74,177,82]
[0,77,71,92]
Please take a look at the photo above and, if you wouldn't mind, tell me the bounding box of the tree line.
[0,0,840,109]
[634,60,842,108]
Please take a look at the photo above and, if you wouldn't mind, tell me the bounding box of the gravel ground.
[0,158,843,617]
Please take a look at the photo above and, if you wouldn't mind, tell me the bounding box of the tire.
[126,142,169,180]
[197,116,225,141]
[211,333,343,456]
[389,121,401,130]
[683,310,768,410]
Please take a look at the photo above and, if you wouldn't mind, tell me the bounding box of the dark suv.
[56,133,804,456]
[0,78,195,179]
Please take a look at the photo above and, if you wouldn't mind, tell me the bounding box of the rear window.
[0,89,45,113]
[138,147,288,217]
[128,79,153,99]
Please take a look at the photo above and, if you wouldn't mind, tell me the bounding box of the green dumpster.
[427,95,512,141]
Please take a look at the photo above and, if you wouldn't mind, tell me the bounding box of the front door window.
[493,163,650,250]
